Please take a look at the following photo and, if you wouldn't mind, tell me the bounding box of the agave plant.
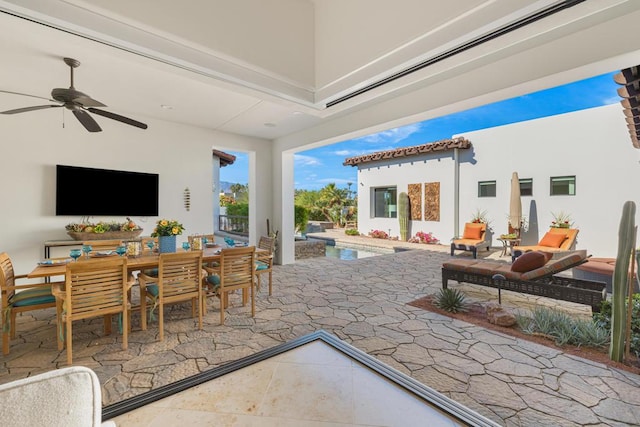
[434,288,468,313]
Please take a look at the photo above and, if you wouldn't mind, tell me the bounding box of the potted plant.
[151,219,185,253]
[550,211,574,228]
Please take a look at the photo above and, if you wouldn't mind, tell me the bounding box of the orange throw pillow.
[511,251,548,273]
[462,224,483,240]
[538,231,566,248]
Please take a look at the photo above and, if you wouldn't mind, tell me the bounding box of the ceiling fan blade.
[72,94,106,108]
[72,109,102,132]
[1,104,62,114]
[0,89,57,103]
[87,108,148,129]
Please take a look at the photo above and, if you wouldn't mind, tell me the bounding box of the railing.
[218,215,249,236]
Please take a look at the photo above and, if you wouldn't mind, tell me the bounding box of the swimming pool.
[324,245,392,260]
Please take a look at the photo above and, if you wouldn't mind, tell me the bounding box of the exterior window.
[519,178,533,196]
[550,176,576,196]
[373,187,397,218]
[478,181,496,197]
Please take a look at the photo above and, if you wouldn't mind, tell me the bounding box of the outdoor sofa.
[512,227,579,261]
[450,222,489,259]
[442,249,607,312]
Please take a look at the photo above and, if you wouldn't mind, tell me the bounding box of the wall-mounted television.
[56,165,159,216]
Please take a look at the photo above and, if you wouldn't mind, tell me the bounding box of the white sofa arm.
[0,366,113,427]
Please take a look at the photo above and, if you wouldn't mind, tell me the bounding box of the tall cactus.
[398,192,410,241]
[610,201,635,362]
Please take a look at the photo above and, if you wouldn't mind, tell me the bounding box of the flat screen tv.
[56,165,159,216]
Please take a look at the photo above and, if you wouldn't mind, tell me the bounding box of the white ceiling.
[1,0,640,147]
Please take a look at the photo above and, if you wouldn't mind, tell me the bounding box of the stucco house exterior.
[345,103,640,258]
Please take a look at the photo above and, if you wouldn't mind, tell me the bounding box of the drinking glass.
[82,244,92,259]
[202,237,208,245]
[70,249,82,262]
[116,245,126,257]
[182,242,190,251]
[146,240,155,252]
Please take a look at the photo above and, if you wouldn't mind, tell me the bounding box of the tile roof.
[614,65,640,149]
[212,149,236,167]
[343,137,472,167]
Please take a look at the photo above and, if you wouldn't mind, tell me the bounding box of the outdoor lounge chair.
[442,250,606,312]
[512,227,579,261]
[450,222,489,259]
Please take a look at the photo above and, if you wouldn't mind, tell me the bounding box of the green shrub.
[593,293,640,357]
[345,228,359,236]
[434,289,468,313]
[226,203,248,216]
[518,307,610,348]
[294,205,309,234]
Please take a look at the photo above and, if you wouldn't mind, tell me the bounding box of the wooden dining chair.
[255,236,276,295]
[52,257,130,365]
[140,236,158,254]
[81,239,125,254]
[203,246,255,325]
[138,251,203,341]
[0,252,59,355]
[82,239,136,286]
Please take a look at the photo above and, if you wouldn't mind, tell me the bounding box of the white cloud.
[317,177,354,185]
[294,154,322,166]
[356,123,422,144]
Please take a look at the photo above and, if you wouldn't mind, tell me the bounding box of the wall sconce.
[184,187,191,211]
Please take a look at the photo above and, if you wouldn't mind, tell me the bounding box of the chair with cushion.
[0,366,115,427]
[450,222,489,259]
[442,249,607,312]
[512,228,579,261]
[53,257,130,365]
[203,246,256,325]
[0,252,59,355]
[81,239,126,255]
[83,239,137,286]
[140,236,158,254]
[255,235,276,295]
[138,251,203,341]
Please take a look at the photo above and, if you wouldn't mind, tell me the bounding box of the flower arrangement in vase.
[150,219,185,237]
[151,219,185,253]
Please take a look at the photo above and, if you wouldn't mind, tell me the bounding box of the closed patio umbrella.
[509,172,522,236]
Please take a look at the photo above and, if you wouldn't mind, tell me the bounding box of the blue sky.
[221,71,620,190]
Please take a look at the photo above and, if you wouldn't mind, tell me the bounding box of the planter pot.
[67,229,143,241]
[158,235,177,253]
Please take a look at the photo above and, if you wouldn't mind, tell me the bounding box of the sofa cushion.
[520,250,587,280]
[511,251,548,273]
[462,223,483,240]
[538,231,566,248]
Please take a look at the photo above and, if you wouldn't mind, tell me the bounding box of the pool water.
[324,245,389,260]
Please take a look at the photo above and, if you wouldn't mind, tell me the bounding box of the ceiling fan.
[0,57,147,132]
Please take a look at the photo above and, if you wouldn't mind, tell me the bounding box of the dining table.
[27,246,266,279]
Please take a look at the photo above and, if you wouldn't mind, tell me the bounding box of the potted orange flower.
[151,219,185,253]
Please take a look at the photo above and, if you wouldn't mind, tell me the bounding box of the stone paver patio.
[1,234,639,426]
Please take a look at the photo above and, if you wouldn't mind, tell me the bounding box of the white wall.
[356,150,458,242]
[458,104,640,257]
[355,104,640,257]
[0,111,267,274]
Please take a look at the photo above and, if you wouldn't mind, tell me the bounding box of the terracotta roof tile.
[614,65,640,149]
[212,149,236,167]
[343,137,471,166]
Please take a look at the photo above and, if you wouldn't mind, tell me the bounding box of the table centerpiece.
[65,218,143,241]
[150,219,185,253]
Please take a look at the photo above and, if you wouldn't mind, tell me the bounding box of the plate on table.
[93,250,116,257]
[38,258,72,267]
[205,243,219,248]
